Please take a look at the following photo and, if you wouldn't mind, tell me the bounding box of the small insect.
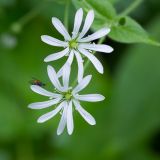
[29,77,46,87]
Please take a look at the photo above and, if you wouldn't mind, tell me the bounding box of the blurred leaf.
[0,93,23,141]
[109,16,160,45]
[102,16,160,160]
[0,0,15,6]
[72,0,117,27]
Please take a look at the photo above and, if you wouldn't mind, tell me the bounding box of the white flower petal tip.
[67,101,74,135]
[79,27,111,43]
[47,65,64,92]
[79,44,113,54]
[104,28,111,35]
[52,17,71,41]
[78,48,104,74]
[37,102,64,123]
[75,94,105,102]
[57,102,68,135]
[73,100,96,125]
[30,85,61,98]
[44,48,69,62]
[73,75,92,94]
[41,35,67,47]
[28,98,61,110]
[78,9,94,39]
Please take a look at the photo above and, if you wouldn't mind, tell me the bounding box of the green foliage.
[0,0,160,159]
[72,0,160,46]
[109,16,160,45]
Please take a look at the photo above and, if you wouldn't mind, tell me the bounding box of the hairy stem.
[120,0,143,16]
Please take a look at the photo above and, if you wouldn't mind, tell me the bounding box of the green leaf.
[109,16,160,45]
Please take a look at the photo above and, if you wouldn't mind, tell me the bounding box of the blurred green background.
[0,0,160,160]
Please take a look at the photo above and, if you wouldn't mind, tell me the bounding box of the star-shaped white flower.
[28,64,105,135]
[41,8,113,83]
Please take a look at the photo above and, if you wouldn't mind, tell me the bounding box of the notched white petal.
[74,50,84,83]
[57,101,68,135]
[28,98,61,109]
[73,75,92,94]
[78,10,94,39]
[79,28,110,42]
[57,50,74,78]
[72,8,83,39]
[75,94,105,102]
[44,48,69,62]
[79,43,113,53]
[52,17,71,41]
[41,35,68,47]
[37,101,65,123]
[73,100,96,125]
[47,65,64,92]
[30,85,61,98]
[67,101,74,135]
[78,47,104,74]
[62,63,71,89]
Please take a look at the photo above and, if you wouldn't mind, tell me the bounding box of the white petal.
[62,63,71,89]
[44,48,69,62]
[78,47,103,74]
[30,85,61,98]
[47,65,64,92]
[57,101,68,135]
[72,8,83,39]
[79,43,113,53]
[79,28,110,42]
[57,50,74,77]
[41,35,68,47]
[74,50,84,83]
[52,17,71,41]
[73,100,96,125]
[78,10,94,39]
[73,75,92,94]
[28,98,61,109]
[37,101,65,123]
[67,101,74,135]
[75,94,105,102]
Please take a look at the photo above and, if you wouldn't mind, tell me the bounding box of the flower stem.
[64,0,70,29]
[120,0,143,16]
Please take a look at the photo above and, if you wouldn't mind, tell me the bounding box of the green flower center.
[63,90,72,101]
[69,40,78,49]
[65,93,72,100]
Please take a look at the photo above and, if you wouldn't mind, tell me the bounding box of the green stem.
[18,6,43,27]
[120,0,143,16]
[64,0,70,29]
[72,37,106,86]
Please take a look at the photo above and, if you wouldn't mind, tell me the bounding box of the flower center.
[63,89,72,101]
[65,93,72,100]
[69,40,78,49]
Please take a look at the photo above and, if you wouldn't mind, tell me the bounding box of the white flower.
[28,64,105,135]
[41,8,113,83]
